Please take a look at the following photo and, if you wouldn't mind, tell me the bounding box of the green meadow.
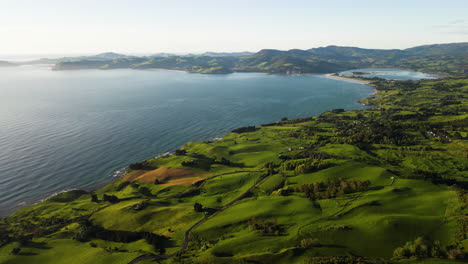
[0,78,466,264]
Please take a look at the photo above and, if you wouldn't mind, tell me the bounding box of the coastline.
[320,73,378,105]
[322,73,372,84]
[0,72,378,218]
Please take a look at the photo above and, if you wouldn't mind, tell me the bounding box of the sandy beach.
[323,73,372,84]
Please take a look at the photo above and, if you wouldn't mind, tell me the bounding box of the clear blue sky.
[0,0,467,55]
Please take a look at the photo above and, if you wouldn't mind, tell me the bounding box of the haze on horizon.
[0,0,467,58]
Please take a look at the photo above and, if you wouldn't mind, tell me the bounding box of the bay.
[0,66,430,216]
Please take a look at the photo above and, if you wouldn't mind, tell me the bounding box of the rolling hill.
[47,42,468,77]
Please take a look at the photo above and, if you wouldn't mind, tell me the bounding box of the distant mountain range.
[6,43,468,76]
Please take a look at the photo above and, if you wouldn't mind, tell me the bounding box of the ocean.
[0,66,432,216]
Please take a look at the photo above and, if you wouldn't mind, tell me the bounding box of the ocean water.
[0,66,429,216]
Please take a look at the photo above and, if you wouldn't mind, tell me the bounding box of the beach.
[323,73,372,84]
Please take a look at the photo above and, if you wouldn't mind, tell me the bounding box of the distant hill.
[403,42,468,57]
[34,42,468,76]
[92,52,128,60]
[200,51,255,57]
[150,53,178,57]
[236,42,468,76]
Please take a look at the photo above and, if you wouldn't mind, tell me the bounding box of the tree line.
[293,178,371,200]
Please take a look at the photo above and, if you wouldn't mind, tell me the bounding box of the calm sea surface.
[0,66,432,216]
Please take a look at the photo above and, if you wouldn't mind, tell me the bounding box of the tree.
[139,187,152,197]
[11,247,20,255]
[91,194,99,203]
[393,247,410,258]
[128,161,153,170]
[300,238,321,248]
[447,247,463,259]
[103,194,119,204]
[175,149,186,156]
[194,203,203,212]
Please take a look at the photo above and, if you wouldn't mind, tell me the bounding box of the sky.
[0,0,467,57]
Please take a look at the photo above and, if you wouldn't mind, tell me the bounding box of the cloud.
[434,20,468,35]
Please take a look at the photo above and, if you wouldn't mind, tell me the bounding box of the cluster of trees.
[181,156,233,169]
[11,216,68,238]
[213,157,232,166]
[332,117,416,146]
[91,194,99,203]
[393,237,465,260]
[74,220,167,252]
[304,256,383,264]
[294,178,371,200]
[181,160,196,167]
[300,238,321,248]
[231,126,257,133]
[128,161,154,170]
[102,194,119,204]
[175,149,187,156]
[404,170,467,188]
[138,186,154,197]
[248,218,283,236]
[194,202,204,212]
[280,158,328,175]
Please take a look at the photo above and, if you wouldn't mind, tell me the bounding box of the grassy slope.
[0,78,466,264]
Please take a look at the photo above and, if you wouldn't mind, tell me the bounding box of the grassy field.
[0,78,466,264]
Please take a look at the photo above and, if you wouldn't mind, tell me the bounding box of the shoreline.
[322,73,372,84]
[0,72,384,218]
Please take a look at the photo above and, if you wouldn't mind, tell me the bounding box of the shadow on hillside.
[23,241,51,250]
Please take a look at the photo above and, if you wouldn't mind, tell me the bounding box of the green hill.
[48,42,468,77]
[0,76,466,263]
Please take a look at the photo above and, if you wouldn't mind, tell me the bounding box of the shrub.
[91,194,99,203]
[248,218,283,235]
[301,238,321,248]
[194,202,203,212]
[175,149,186,156]
[11,247,20,255]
